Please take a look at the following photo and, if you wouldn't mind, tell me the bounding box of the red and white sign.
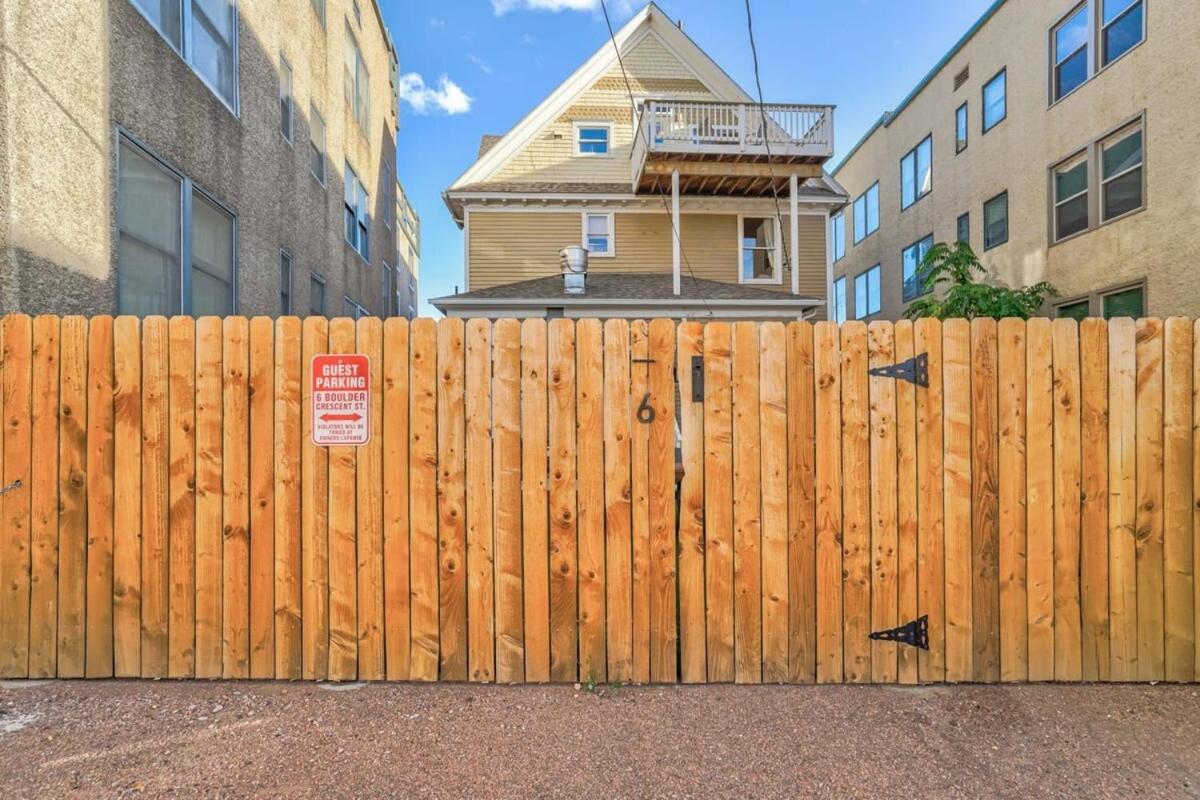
[311,354,370,446]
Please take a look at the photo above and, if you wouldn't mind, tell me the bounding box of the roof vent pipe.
[560,246,588,295]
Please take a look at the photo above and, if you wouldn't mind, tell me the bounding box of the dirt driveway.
[1,680,1198,798]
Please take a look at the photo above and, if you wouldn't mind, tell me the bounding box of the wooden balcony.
[630,99,835,196]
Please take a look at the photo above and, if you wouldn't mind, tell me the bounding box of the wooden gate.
[0,315,1196,684]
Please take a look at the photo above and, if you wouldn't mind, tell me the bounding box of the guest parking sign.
[311,354,370,446]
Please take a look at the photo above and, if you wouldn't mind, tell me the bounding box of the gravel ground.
[0,680,1198,799]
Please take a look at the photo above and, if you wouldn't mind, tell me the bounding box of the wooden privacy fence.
[0,314,1197,684]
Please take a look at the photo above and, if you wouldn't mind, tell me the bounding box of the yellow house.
[435,3,847,320]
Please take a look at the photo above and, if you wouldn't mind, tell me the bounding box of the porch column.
[672,169,681,296]
[790,173,800,296]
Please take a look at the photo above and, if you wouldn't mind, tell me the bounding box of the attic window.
[574,122,611,156]
[954,65,970,90]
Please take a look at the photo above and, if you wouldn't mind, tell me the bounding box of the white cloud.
[490,0,634,15]
[397,73,473,115]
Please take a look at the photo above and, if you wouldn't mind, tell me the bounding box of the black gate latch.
[868,353,929,388]
[869,615,929,650]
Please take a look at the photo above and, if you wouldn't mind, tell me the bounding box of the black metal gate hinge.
[868,352,929,388]
[869,616,929,650]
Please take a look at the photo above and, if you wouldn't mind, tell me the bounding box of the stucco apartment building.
[0,0,402,318]
[830,0,1198,322]
[394,178,420,318]
[436,3,846,321]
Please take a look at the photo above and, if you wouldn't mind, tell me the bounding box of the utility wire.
[599,0,716,319]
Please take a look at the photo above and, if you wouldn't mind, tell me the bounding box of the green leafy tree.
[903,241,1056,321]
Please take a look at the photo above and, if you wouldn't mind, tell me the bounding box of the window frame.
[831,210,846,262]
[1101,0,1146,68]
[344,161,370,262]
[832,276,847,324]
[854,265,882,320]
[573,121,613,158]
[1047,112,1146,245]
[343,296,369,319]
[1054,278,1147,319]
[900,135,933,211]
[902,234,935,302]
[737,214,783,286]
[280,249,293,315]
[852,182,880,243]
[115,128,238,316]
[344,25,370,134]
[983,190,1009,251]
[310,272,327,316]
[955,102,969,154]
[310,0,326,27]
[279,53,294,144]
[1100,121,1145,223]
[581,211,616,258]
[1051,150,1091,243]
[957,212,970,245]
[982,68,1007,133]
[309,104,327,185]
[1050,2,1092,104]
[128,0,241,116]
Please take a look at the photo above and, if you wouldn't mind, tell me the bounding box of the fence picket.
[112,316,142,679]
[222,317,251,679]
[85,315,114,678]
[326,318,358,681]
[28,315,60,678]
[168,317,196,678]
[733,322,762,685]
[813,322,843,684]
[970,319,1000,683]
[356,317,385,681]
[841,322,871,683]
[894,321,919,685]
[997,319,1028,682]
[605,320,634,683]
[141,317,170,678]
[868,322,898,684]
[275,317,303,680]
[1108,318,1138,681]
[914,318,945,683]
[492,319,524,684]
[248,317,275,679]
[787,321,817,684]
[520,320,550,683]
[300,317,330,680]
[1079,319,1110,682]
[382,318,411,681]
[703,323,735,682]
[677,321,706,683]
[1163,318,1194,682]
[760,322,789,684]
[1,315,32,678]
[409,319,439,681]
[648,319,677,684]
[57,317,88,678]
[576,319,606,683]
[548,319,578,683]
[1052,320,1082,682]
[465,319,495,682]
[1135,318,1165,682]
[630,321,651,683]
[1026,319,1055,682]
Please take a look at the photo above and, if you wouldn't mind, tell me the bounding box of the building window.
[739,216,780,284]
[310,273,326,316]
[900,135,932,210]
[1053,152,1090,241]
[1056,281,1146,319]
[852,182,879,243]
[831,211,845,262]
[130,0,238,112]
[1050,117,1144,242]
[854,266,881,319]
[310,0,325,26]
[574,123,611,156]
[1103,0,1144,66]
[310,105,326,184]
[1053,5,1090,102]
[279,55,294,143]
[344,163,370,261]
[582,212,614,256]
[1101,122,1143,221]
[902,234,934,302]
[344,297,369,319]
[344,26,370,133]
[832,277,847,324]
[982,68,1007,132]
[957,212,970,245]
[280,250,293,314]
[117,135,234,316]
[955,103,969,153]
[983,191,1009,250]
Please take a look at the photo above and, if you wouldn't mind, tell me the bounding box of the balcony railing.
[631,99,834,183]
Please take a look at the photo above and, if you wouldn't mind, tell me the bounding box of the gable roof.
[448,2,755,192]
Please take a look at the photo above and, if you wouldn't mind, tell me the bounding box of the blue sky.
[384,0,997,316]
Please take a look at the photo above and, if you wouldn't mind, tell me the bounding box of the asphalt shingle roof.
[442,273,809,302]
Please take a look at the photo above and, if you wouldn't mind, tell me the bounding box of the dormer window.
[574,122,611,156]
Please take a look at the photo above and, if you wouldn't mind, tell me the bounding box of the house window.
[1056,281,1146,319]
[902,234,934,302]
[310,273,326,316]
[1101,122,1143,221]
[117,135,234,316]
[1057,298,1091,321]
[280,250,293,314]
[831,211,845,262]
[1053,5,1090,102]
[130,0,238,112]
[853,182,879,243]
[344,26,370,132]
[344,162,370,261]
[344,297,369,319]
[957,212,970,245]
[279,55,294,143]
[583,212,614,256]
[900,135,932,210]
[983,191,1009,250]
[1103,0,1144,66]
[740,216,780,284]
[1053,152,1090,241]
[311,0,325,27]
[955,103,969,153]
[854,266,881,319]
[983,69,1007,132]
[832,277,847,324]
[310,105,326,183]
[575,123,611,156]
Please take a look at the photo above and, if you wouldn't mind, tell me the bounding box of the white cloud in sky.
[490,0,634,15]
[398,73,473,115]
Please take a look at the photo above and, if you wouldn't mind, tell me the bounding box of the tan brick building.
[830,0,1198,322]
[0,0,401,317]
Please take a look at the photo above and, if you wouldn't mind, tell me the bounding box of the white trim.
[458,199,841,214]
[671,170,681,295]
[573,121,613,158]
[790,174,800,296]
[736,214,783,286]
[448,2,754,190]
[824,209,834,316]
[581,211,615,257]
[463,207,471,291]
